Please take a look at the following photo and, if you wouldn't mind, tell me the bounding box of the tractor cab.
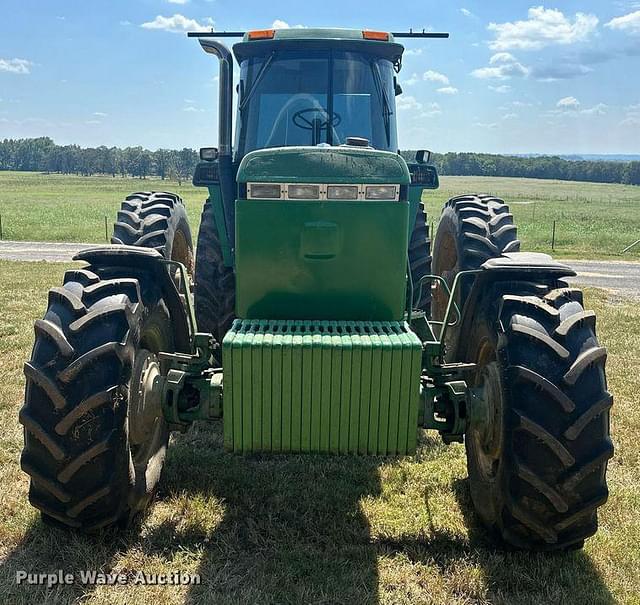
[232,29,402,156]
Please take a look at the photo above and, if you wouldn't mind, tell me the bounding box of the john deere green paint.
[21,27,612,553]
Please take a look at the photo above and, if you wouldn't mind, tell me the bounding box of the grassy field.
[1,171,639,259]
[0,260,638,604]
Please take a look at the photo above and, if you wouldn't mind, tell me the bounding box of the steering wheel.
[292,108,342,131]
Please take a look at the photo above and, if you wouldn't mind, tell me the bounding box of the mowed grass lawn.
[1,171,640,259]
[0,260,638,604]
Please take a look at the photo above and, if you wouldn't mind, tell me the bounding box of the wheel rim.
[171,227,193,275]
[468,339,504,480]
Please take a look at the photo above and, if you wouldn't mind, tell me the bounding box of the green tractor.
[21,27,612,551]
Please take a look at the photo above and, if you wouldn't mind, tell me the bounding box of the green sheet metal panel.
[236,146,410,185]
[235,200,409,321]
[222,319,422,454]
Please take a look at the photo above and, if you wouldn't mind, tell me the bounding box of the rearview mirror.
[200,147,219,162]
[415,149,432,164]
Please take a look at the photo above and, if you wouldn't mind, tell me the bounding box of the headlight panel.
[246,183,400,201]
[248,183,283,199]
[365,185,399,200]
[287,184,320,200]
[327,185,359,200]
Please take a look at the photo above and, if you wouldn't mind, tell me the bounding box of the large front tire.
[20,266,174,531]
[463,283,612,550]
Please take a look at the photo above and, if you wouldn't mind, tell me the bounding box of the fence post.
[622,239,640,254]
[104,216,108,242]
[0,214,3,240]
[552,220,556,251]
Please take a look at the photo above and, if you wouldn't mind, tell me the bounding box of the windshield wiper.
[239,52,275,113]
[371,61,392,146]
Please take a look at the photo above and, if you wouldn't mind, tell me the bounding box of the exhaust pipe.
[199,39,233,156]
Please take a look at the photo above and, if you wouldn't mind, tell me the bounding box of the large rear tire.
[432,194,520,322]
[194,199,235,344]
[20,266,174,531]
[462,283,612,550]
[111,191,193,274]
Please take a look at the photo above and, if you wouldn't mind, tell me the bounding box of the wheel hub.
[129,350,163,448]
[468,357,504,480]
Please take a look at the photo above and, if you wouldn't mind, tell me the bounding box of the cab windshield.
[235,49,398,157]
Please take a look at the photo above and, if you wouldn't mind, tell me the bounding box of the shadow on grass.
[0,424,614,605]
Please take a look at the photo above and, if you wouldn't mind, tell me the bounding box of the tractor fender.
[452,252,575,360]
[73,246,192,353]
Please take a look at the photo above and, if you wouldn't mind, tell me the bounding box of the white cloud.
[85,120,102,125]
[423,69,449,85]
[167,0,189,4]
[272,20,305,29]
[437,86,459,95]
[503,113,518,120]
[460,8,474,18]
[531,63,593,81]
[557,96,580,108]
[404,48,423,56]
[475,122,499,129]
[0,58,32,75]
[93,111,108,117]
[621,103,640,126]
[580,103,607,116]
[471,53,529,80]
[489,84,511,93]
[141,14,213,33]
[420,102,442,117]
[397,95,422,111]
[120,20,132,26]
[404,72,419,86]
[488,7,598,51]
[549,101,607,117]
[606,10,640,34]
[183,105,204,112]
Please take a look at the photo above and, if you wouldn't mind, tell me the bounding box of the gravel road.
[0,240,638,299]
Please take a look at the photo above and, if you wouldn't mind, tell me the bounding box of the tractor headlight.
[327,185,359,200]
[365,185,399,200]
[248,183,283,199]
[287,184,320,200]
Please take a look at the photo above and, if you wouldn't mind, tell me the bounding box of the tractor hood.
[236,146,411,185]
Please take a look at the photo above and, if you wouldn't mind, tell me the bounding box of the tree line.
[1,138,639,186]
[401,151,640,186]
[0,138,198,184]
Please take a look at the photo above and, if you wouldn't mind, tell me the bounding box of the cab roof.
[233,28,404,65]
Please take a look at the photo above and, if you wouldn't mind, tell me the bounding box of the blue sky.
[1,0,639,154]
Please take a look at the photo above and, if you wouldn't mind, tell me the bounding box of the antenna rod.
[391,32,449,38]
[188,30,450,39]
[188,31,244,37]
